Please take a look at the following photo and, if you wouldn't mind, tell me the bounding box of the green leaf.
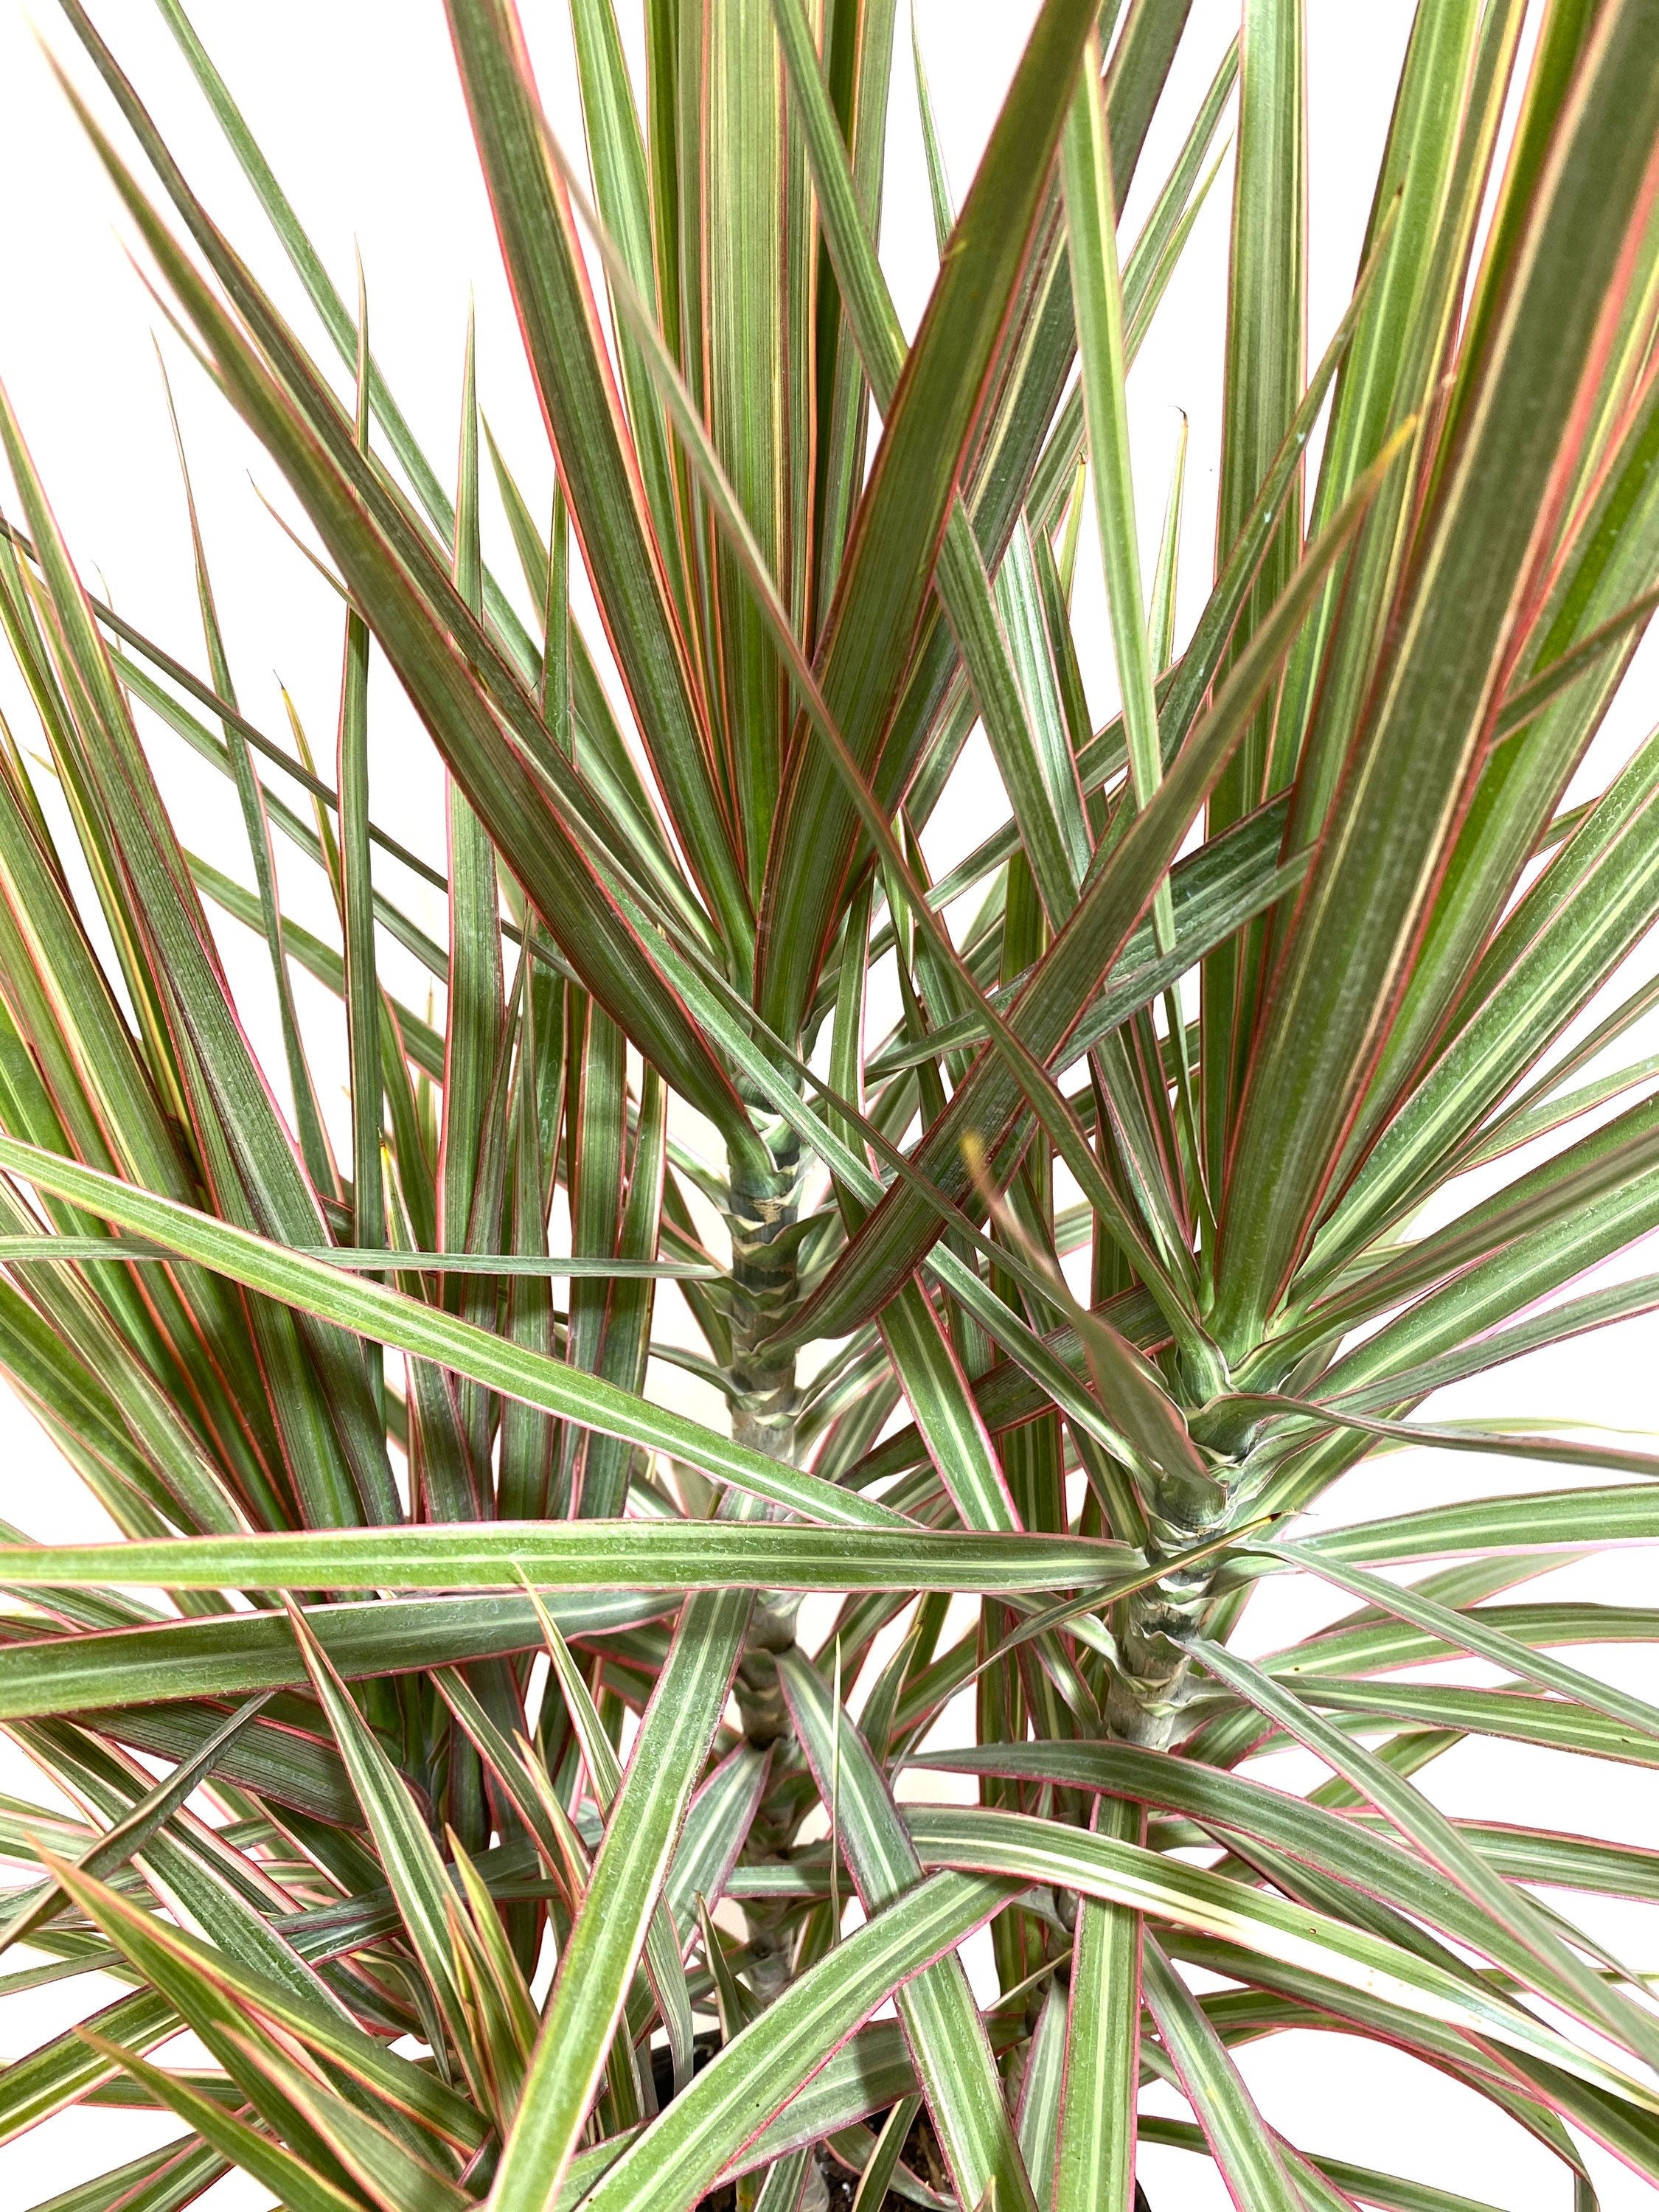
[1053,1799,1141,2212]
[0,1518,1140,1596]
[1061,27,1171,944]
[1198,0,1308,1146]
[851,2095,926,2212]
[1286,1676,1659,1771]
[1268,0,1487,856]
[0,1989,178,2146]
[0,1691,271,1958]
[1262,1538,1659,1747]
[779,1648,1035,2212]
[568,0,686,614]
[664,1741,770,1936]
[576,1064,670,1520]
[0,372,394,1531]
[0,1590,665,1719]
[787,424,1411,1349]
[0,1237,714,1279]
[1310,716,1659,1278]
[774,0,1144,946]
[1014,1969,1068,2212]
[335,279,384,1267]
[529,1583,695,2087]
[24,2136,227,2212]
[905,1736,1650,2027]
[1268,1093,1659,1508]
[285,1601,476,2070]
[56,72,760,1161]
[488,1585,748,2212]
[1214,0,1659,1352]
[217,2028,470,2212]
[42,1854,483,2149]
[74,2032,364,2212]
[578,1872,1021,2212]
[696,0,793,884]
[1141,1938,1302,2212]
[1492,582,1659,745]
[442,0,752,961]
[1420,1820,1659,1904]
[864,796,1308,1085]
[877,1279,1020,1533]
[1189,1637,1659,2076]
[159,366,336,1199]
[756,0,1102,1038]
[1144,2115,1518,2212]
[1304,1481,1659,1566]
[1358,215,1659,1166]
[0,1129,900,1530]
[900,1805,1658,2110]
[136,0,538,672]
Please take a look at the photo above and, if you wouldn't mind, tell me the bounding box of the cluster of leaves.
[2,0,1659,2208]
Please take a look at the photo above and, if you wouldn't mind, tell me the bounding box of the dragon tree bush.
[3,0,1659,2207]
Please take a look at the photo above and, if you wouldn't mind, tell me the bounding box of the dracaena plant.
[3,1,1659,2208]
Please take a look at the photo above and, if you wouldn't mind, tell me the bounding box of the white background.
[0,1,1656,2206]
